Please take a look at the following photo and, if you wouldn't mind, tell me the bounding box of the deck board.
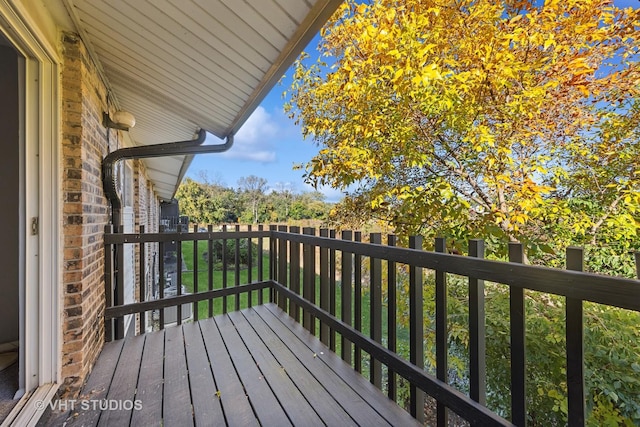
[199,317,258,427]
[255,305,393,426]
[97,334,145,427]
[262,303,420,425]
[129,330,164,426]
[182,321,225,426]
[240,308,359,426]
[70,338,125,427]
[65,304,420,426]
[227,310,325,427]
[163,325,193,427]
[215,315,292,426]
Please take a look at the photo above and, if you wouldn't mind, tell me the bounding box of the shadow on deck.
[51,304,419,426]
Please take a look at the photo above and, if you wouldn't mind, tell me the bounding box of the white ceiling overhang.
[62,0,342,200]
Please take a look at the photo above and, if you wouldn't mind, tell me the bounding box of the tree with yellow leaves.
[287,1,640,424]
[287,0,639,260]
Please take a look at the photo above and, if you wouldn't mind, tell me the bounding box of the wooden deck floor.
[59,304,419,426]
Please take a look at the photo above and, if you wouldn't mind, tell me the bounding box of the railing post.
[289,226,301,322]
[222,224,228,313]
[341,230,353,364]
[435,237,449,426]
[159,225,165,330]
[139,225,146,334]
[303,227,316,334]
[635,251,640,279]
[278,225,288,311]
[387,234,397,401]
[257,224,264,304]
[370,233,382,389]
[566,247,585,426]
[409,235,425,423]
[192,225,199,322]
[258,224,264,286]
[247,224,252,285]
[354,231,362,372]
[176,224,183,325]
[207,224,214,317]
[468,239,486,405]
[329,229,337,352]
[116,225,125,339]
[235,224,241,311]
[509,242,527,426]
[269,224,277,303]
[319,229,330,345]
[104,224,114,342]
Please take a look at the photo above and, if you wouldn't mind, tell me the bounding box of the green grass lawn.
[180,240,270,318]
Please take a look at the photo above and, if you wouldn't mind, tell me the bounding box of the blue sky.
[186,0,639,202]
[185,34,341,199]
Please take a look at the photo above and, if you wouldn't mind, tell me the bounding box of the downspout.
[102,129,234,227]
[102,129,233,339]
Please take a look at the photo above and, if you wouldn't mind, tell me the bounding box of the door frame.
[0,1,61,424]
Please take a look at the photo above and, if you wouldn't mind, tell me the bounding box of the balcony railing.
[103,225,640,426]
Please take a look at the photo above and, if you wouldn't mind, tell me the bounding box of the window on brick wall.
[123,162,133,208]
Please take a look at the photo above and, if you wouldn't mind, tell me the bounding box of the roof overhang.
[59,0,342,200]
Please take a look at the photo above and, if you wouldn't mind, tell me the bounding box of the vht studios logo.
[35,399,143,411]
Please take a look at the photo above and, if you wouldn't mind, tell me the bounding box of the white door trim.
[0,0,61,424]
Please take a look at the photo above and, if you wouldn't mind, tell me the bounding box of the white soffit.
[63,0,342,200]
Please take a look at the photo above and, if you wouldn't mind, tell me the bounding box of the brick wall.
[60,33,161,395]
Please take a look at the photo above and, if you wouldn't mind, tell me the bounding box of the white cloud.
[221,106,277,162]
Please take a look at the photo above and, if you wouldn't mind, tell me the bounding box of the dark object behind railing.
[104,226,640,426]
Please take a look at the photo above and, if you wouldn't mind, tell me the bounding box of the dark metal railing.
[103,225,640,426]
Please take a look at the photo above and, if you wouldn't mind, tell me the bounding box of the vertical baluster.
[193,225,199,322]
[289,226,301,321]
[222,224,228,313]
[329,229,337,351]
[278,225,288,311]
[635,251,639,279]
[235,224,241,311]
[269,224,277,303]
[302,227,316,333]
[387,234,397,400]
[566,247,585,426]
[139,225,146,334]
[207,225,214,317]
[319,229,330,345]
[308,228,317,334]
[247,224,253,307]
[258,225,264,304]
[509,242,527,426]
[258,224,264,286]
[409,236,424,423]
[176,225,183,325]
[469,239,486,405]
[370,233,382,388]
[104,224,114,342]
[159,225,165,330]
[435,237,448,426]
[341,230,353,364]
[354,232,362,372]
[116,225,125,339]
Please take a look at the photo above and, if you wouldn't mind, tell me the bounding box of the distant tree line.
[175,174,332,225]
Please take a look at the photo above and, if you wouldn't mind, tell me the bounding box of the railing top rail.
[271,231,640,312]
[104,229,270,244]
[103,228,640,312]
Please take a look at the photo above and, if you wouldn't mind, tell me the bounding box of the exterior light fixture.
[103,111,136,131]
